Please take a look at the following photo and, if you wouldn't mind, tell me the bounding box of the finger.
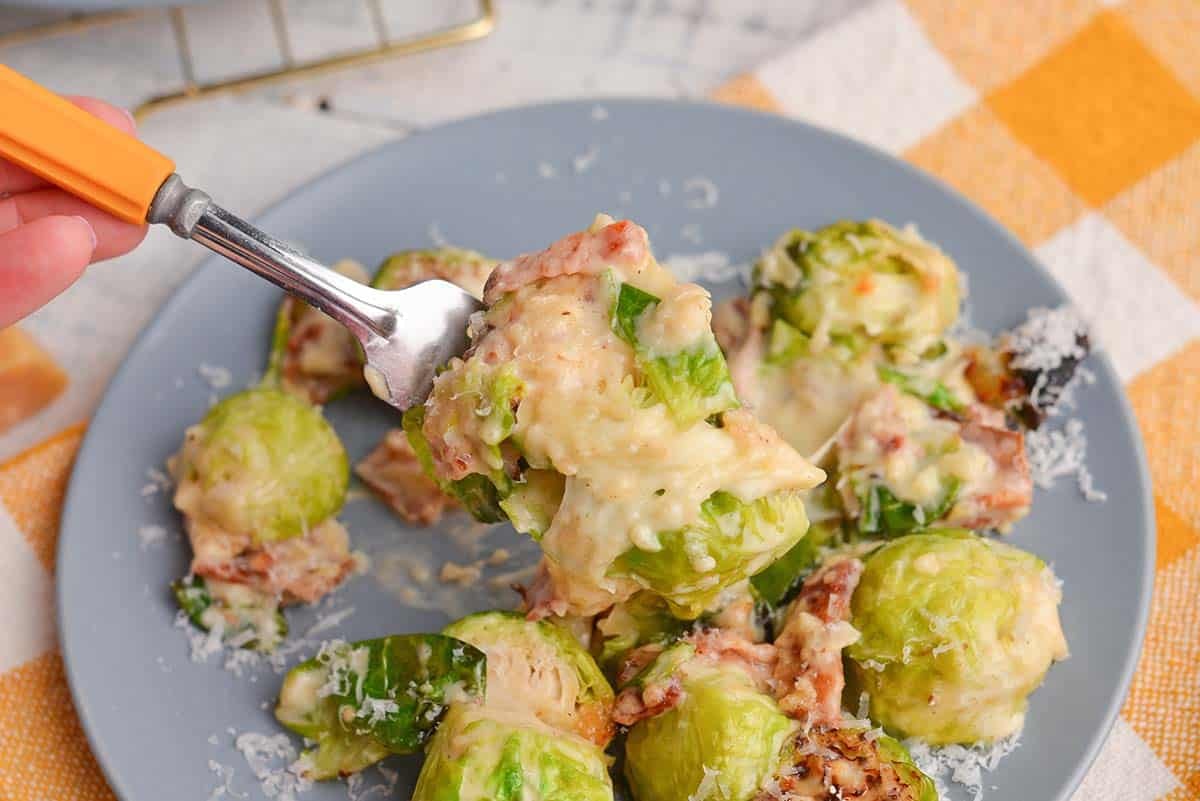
[0,187,147,262]
[0,96,137,195]
[0,215,96,327]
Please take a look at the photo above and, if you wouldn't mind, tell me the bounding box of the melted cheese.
[424,216,823,615]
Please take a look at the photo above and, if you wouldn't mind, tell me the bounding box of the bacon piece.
[772,558,864,726]
[947,407,1033,530]
[355,428,456,525]
[189,517,358,605]
[483,218,650,304]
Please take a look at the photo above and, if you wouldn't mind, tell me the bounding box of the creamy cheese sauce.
[424,216,824,615]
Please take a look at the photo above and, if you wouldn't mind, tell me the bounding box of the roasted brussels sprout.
[267,259,370,404]
[174,387,348,543]
[622,641,795,801]
[443,611,614,745]
[965,306,1091,430]
[276,634,486,779]
[409,216,824,617]
[753,220,960,360]
[411,703,614,801]
[759,728,938,801]
[411,611,616,801]
[847,530,1068,743]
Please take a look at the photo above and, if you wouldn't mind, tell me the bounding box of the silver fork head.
[361,280,484,411]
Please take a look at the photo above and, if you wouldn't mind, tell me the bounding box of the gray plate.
[57,99,1153,801]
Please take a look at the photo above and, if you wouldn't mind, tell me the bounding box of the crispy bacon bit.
[613,675,684,726]
[948,408,1033,530]
[483,218,650,304]
[691,628,780,692]
[355,428,456,525]
[773,558,864,726]
[756,727,926,801]
[189,517,358,605]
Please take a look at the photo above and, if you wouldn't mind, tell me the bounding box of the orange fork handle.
[0,65,175,224]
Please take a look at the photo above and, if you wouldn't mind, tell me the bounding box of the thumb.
[0,215,96,327]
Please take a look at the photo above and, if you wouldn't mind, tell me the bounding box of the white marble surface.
[0,0,865,459]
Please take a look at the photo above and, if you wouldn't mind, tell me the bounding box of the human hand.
[1,97,149,328]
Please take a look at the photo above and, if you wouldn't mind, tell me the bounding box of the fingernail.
[74,216,98,250]
[120,107,137,131]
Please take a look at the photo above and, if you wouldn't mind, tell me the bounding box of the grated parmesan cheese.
[207,759,243,800]
[663,251,749,285]
[138,524,167,549]
[1026,418,1107,502]
[1008,306,1088,372]
[591,104,609,121]
[906,733,1021,801]
[572,147,599,174]
[682,176,719,209]
[234,732,311,801]
[197,363,233,390]
[346,765,400,801]
[688,764,722,801]
[537,161,558,179]
[680,223,703,245]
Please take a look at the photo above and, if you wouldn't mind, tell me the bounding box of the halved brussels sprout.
[847,530,1068,743]
[276,634,486,779]
[614,489,812,619]
[753,220,960,359]
[443,611,614,746]
[173,575,287,652]
[624,646,795,801]
[762,728,937,801]
[175,387,348,543]
[267,259,370,404]
[411,704,613,801]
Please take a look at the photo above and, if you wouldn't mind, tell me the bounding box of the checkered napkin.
[713,3,1200,799]
[1,2,1198,799]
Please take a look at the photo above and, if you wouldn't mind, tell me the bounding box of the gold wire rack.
[0,0,496,118]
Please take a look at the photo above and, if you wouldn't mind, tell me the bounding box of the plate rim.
[55,96,1156,801]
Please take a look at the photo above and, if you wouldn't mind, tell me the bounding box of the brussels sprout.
[276,634,486,779]
[411,704,613,801]
[753,220,960,358]
[443,611,614,745]
[611,281,739,426]
[614,489,811,619]
[624,648,795,801]
[401,405,507,523]
[266,259,369,404]
[848,530,1068,743]
[176,387,348,542]
[172,575,287,652]
[762,728,937,801]
[594,592,691,674]
[372,247,496,296]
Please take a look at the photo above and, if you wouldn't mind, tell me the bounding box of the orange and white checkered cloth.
[1,2,1198,799]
